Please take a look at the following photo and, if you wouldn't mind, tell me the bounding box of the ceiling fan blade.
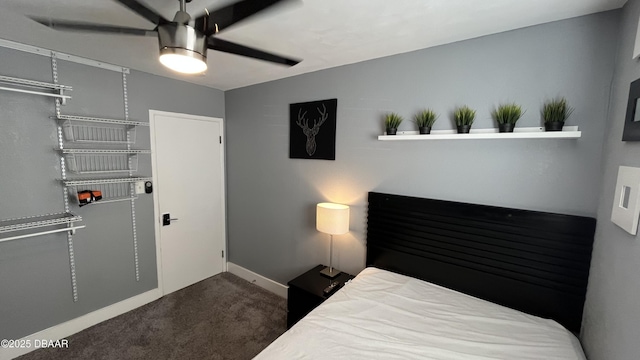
[196,0,293,36]
[31,17,156,36]
[114,0,168,25]
[208,37,300,66]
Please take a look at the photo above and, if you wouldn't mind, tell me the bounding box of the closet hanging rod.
[0,75,72,103]
[0,75,72,91]
[0,225,86,243]
[0,86,72,100]
[0,212,82,233]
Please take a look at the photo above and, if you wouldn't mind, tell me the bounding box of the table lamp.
[316,202,350,278]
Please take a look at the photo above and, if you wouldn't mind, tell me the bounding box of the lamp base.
[320,266,341,278]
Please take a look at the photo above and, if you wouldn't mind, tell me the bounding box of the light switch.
[135,181,145,195]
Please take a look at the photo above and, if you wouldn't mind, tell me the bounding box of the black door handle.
[162,213,179,226]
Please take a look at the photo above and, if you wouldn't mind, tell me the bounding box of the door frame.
[149,109,227,296]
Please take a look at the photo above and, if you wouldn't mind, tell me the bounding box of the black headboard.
[366,192,596,334]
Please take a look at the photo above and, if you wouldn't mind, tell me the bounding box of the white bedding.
[255,267,586,360]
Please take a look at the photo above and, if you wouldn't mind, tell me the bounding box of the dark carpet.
[17,273,287,360]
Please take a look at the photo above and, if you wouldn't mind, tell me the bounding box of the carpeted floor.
[17,273,287,360]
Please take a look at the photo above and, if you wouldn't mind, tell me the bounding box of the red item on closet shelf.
[77,190,103,206]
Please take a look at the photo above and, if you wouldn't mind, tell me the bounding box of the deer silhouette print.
[296,104,328,156]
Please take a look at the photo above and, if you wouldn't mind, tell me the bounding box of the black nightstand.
[287,264,355,329]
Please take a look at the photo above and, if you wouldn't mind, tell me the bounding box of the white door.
[150,110,226,295]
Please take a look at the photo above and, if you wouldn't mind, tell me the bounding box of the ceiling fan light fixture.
[37,0,301,76]
[159,49,207,74]
[157,23,208,74]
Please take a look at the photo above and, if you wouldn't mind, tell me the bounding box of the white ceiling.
[0,0,627,90]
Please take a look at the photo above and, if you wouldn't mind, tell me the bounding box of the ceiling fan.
[32,0,301,74]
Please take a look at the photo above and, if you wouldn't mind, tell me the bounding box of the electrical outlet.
[135,181,145,195]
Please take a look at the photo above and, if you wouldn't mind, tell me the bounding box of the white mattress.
[255,267,586,360]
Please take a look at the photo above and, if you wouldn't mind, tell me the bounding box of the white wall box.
[611,166,640,235]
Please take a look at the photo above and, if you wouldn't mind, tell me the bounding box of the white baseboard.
[227,262,288,299]
[0,288,161,360]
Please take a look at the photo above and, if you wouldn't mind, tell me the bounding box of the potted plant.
[454,106,476,133]
[542,97,573,131]
[492,103,524,133]
[414,109,438,134]
[384,113,403,135]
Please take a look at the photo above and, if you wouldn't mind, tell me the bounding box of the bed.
[255,192,596,359]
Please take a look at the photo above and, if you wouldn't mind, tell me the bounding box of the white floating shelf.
[378,126,581,140]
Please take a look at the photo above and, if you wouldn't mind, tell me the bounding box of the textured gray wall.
[225,12,619,285]
[581,0,640,358]
[0,46,224,340]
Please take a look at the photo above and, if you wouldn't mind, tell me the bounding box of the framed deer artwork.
[289,98,337,160]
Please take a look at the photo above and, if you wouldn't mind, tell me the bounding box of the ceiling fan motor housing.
[157,22,207,64]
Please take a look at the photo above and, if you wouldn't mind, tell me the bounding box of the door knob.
[162,213,179,226]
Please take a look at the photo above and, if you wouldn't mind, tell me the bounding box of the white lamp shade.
[316,203,350,235]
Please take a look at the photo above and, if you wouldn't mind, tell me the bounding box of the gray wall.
[0,46,224,340]
[581,0,640,358]
[225,12,619,285]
